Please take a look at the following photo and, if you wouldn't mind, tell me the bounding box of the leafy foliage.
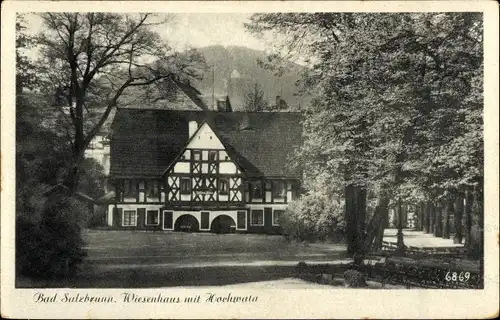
[242,82,269,111]
[16,196,87,279]
[247,13,483,252]
[34,13,206,191]
[281,193,345,242]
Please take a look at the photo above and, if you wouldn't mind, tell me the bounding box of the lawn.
[17,230,349,288]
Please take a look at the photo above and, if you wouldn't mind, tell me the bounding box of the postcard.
[1,1,498,318]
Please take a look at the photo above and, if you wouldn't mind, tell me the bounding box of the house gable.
[186,122,225,150]
[165,122,243,204]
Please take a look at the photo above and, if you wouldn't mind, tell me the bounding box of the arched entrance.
[174,214,200,232]
[210,215,237,234]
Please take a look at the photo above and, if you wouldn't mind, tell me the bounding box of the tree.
[35,13,205,192]
[242,82,269,112]
[247,13,483,254]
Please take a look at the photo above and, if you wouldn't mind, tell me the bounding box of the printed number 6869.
[445,271,470,282]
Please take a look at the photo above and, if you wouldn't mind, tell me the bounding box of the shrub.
[281,193,346,242]
[87,205,107,228]
[16,195,87,279]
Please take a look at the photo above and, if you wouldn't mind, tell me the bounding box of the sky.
[24,13,270,51]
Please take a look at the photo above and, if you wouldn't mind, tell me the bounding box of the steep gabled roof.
[109,109,303,179]
[118,77,209,111]
[172,78,209,110]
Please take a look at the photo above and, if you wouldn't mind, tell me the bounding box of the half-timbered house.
[106,109,302,234]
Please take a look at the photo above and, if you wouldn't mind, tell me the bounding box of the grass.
[17,229,348,288]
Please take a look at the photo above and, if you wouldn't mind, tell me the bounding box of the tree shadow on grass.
[17,265,307,288]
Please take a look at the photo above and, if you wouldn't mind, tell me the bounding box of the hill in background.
[194,45,310,110]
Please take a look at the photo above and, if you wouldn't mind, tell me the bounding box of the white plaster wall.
[219,150,228,160]
[174,162,190,173]
[219,162,237,174]
[201,163,208,173]
[107,204,114,226]
[186,123,225,149]
[138,192,145,202]
[123,197,136,203]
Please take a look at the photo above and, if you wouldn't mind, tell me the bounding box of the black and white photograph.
[1,1,498,319]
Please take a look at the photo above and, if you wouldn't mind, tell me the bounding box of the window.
[146,210,159,225]
[273,181,286,198]
[122,210,137,226]
[273,209,285,226]
[193,150,201,161]
[180,177,191,194]
[219,178,229,195]
[252,182,263,199]
[123,180,135,197]
[209,150,218,162]
[251,209,264,226]
[147,181,159,197]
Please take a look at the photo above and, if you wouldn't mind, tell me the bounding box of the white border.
[1,1,498,319]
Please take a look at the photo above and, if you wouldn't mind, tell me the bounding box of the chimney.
[188,120,198,138]
[276,95,281,108]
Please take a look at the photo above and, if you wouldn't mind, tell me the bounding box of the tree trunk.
[401,202,407,228]
[463,188,474,247]
[423,201,430,233]
[363,196,390,252]
[418,202,425,230]
[356,187,367,248]
[453,192,464,244]
[63,145,87,194]
[345,185,357,255]
[442,195,453,239]
[434,201,443,237]
[396,197,405,252]
[428,201,435,234]
[345,184,366,255]
[468,185,483,259]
